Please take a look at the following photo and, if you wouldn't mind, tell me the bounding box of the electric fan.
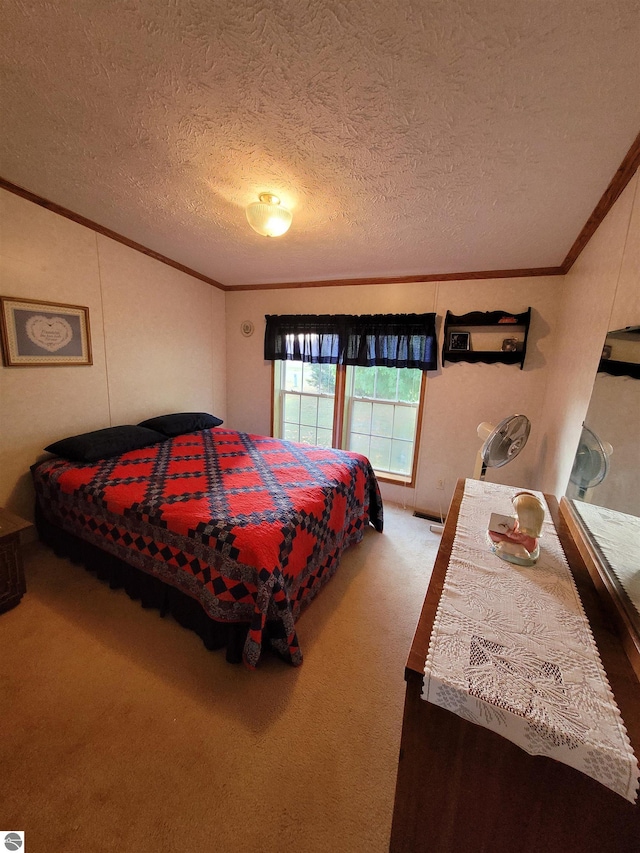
[429,414,531,534]
[569,424,612,500]
[473,414,531,480]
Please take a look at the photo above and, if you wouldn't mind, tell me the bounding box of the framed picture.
[0,296,92,366]
[449,331,470,351]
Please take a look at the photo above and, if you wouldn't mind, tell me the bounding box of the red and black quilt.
[32,429,383,667]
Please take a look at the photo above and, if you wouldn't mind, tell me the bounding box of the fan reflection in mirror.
[488,491,545,567]
[568,423,613,501]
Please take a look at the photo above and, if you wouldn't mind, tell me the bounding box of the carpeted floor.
[0,503,440,853]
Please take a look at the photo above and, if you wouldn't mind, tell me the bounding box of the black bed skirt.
[34,501,251,664]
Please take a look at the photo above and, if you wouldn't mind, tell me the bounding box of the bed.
[31,426,383,668]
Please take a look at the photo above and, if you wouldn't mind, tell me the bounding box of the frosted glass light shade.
[246,193,292,237]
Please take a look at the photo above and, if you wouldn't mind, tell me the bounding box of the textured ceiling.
[1,1,639,287]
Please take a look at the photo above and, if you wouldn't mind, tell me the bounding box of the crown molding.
[224,267,564,291]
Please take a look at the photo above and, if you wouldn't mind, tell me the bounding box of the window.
[275,360,336,447]
[273,360,424,482]
[344,365,422,479]
[266,313,436,484]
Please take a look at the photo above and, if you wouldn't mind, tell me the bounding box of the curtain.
[264,313,437,370]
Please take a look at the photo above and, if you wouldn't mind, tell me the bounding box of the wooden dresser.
[0,507,33,614]
[389,479,640,853]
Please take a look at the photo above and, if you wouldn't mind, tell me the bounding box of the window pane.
[301,363,317,394]
[354,366,375,398]
[284,422,300,442]
[349,432,370,457]
[371,402,394,437]
[352,400,372,434]
[300,395,318,426]
[398,369,421,403]
[370,436,392,471]
[283,393,300,423]
[318,364,336,395]
[283,362,303,392]
[393,405,416,441]
[301,362,336,394]
[373,367,398,401]
[316,427,333,447]
[390,439,413,476]
[300,425,317,445]
[318,396,334,429]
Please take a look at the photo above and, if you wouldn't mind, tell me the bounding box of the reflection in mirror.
[566,325,640,670]
[567,326,640,516]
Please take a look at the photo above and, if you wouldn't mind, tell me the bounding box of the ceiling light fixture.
[246,193,292,237]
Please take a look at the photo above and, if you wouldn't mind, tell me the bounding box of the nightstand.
[0,507,33,613]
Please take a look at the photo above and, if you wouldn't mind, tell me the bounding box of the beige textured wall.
[2,171,636,521]
[536,172,639,496]
[0,189,227,519]
[225,277,561,515]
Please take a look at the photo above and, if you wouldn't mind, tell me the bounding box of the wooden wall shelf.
[442,308,531,369]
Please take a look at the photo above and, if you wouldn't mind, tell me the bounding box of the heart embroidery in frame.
[25,315,74,352]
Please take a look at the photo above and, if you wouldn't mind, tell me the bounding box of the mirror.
[565,325,640,675]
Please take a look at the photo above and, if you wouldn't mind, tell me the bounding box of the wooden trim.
[225,267,564,292]
[376,473,412,487]
[0,178,227,291]
[408,371,427,487]
[561,130,640,273]
[270,361,275,436]
[333,365,346,449]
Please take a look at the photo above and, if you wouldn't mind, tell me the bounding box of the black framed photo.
[0,295,92,366]
[449,331,470,351]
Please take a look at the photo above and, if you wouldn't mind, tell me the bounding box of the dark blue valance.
[264,313,437,370]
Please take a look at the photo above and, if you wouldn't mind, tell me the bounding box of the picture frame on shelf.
[449,331,470,351]
[0,296,92,366]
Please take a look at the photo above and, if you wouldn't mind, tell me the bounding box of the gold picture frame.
[0,296,92,366]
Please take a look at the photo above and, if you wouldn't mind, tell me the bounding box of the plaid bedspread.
[32,429,383,667]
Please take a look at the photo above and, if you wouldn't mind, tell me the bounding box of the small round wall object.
[240,320,254,337]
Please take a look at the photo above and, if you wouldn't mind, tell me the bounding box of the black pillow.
[45,425,168,462]
[137,412,223,436]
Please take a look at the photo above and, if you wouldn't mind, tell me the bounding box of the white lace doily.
[422,479,639,803]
